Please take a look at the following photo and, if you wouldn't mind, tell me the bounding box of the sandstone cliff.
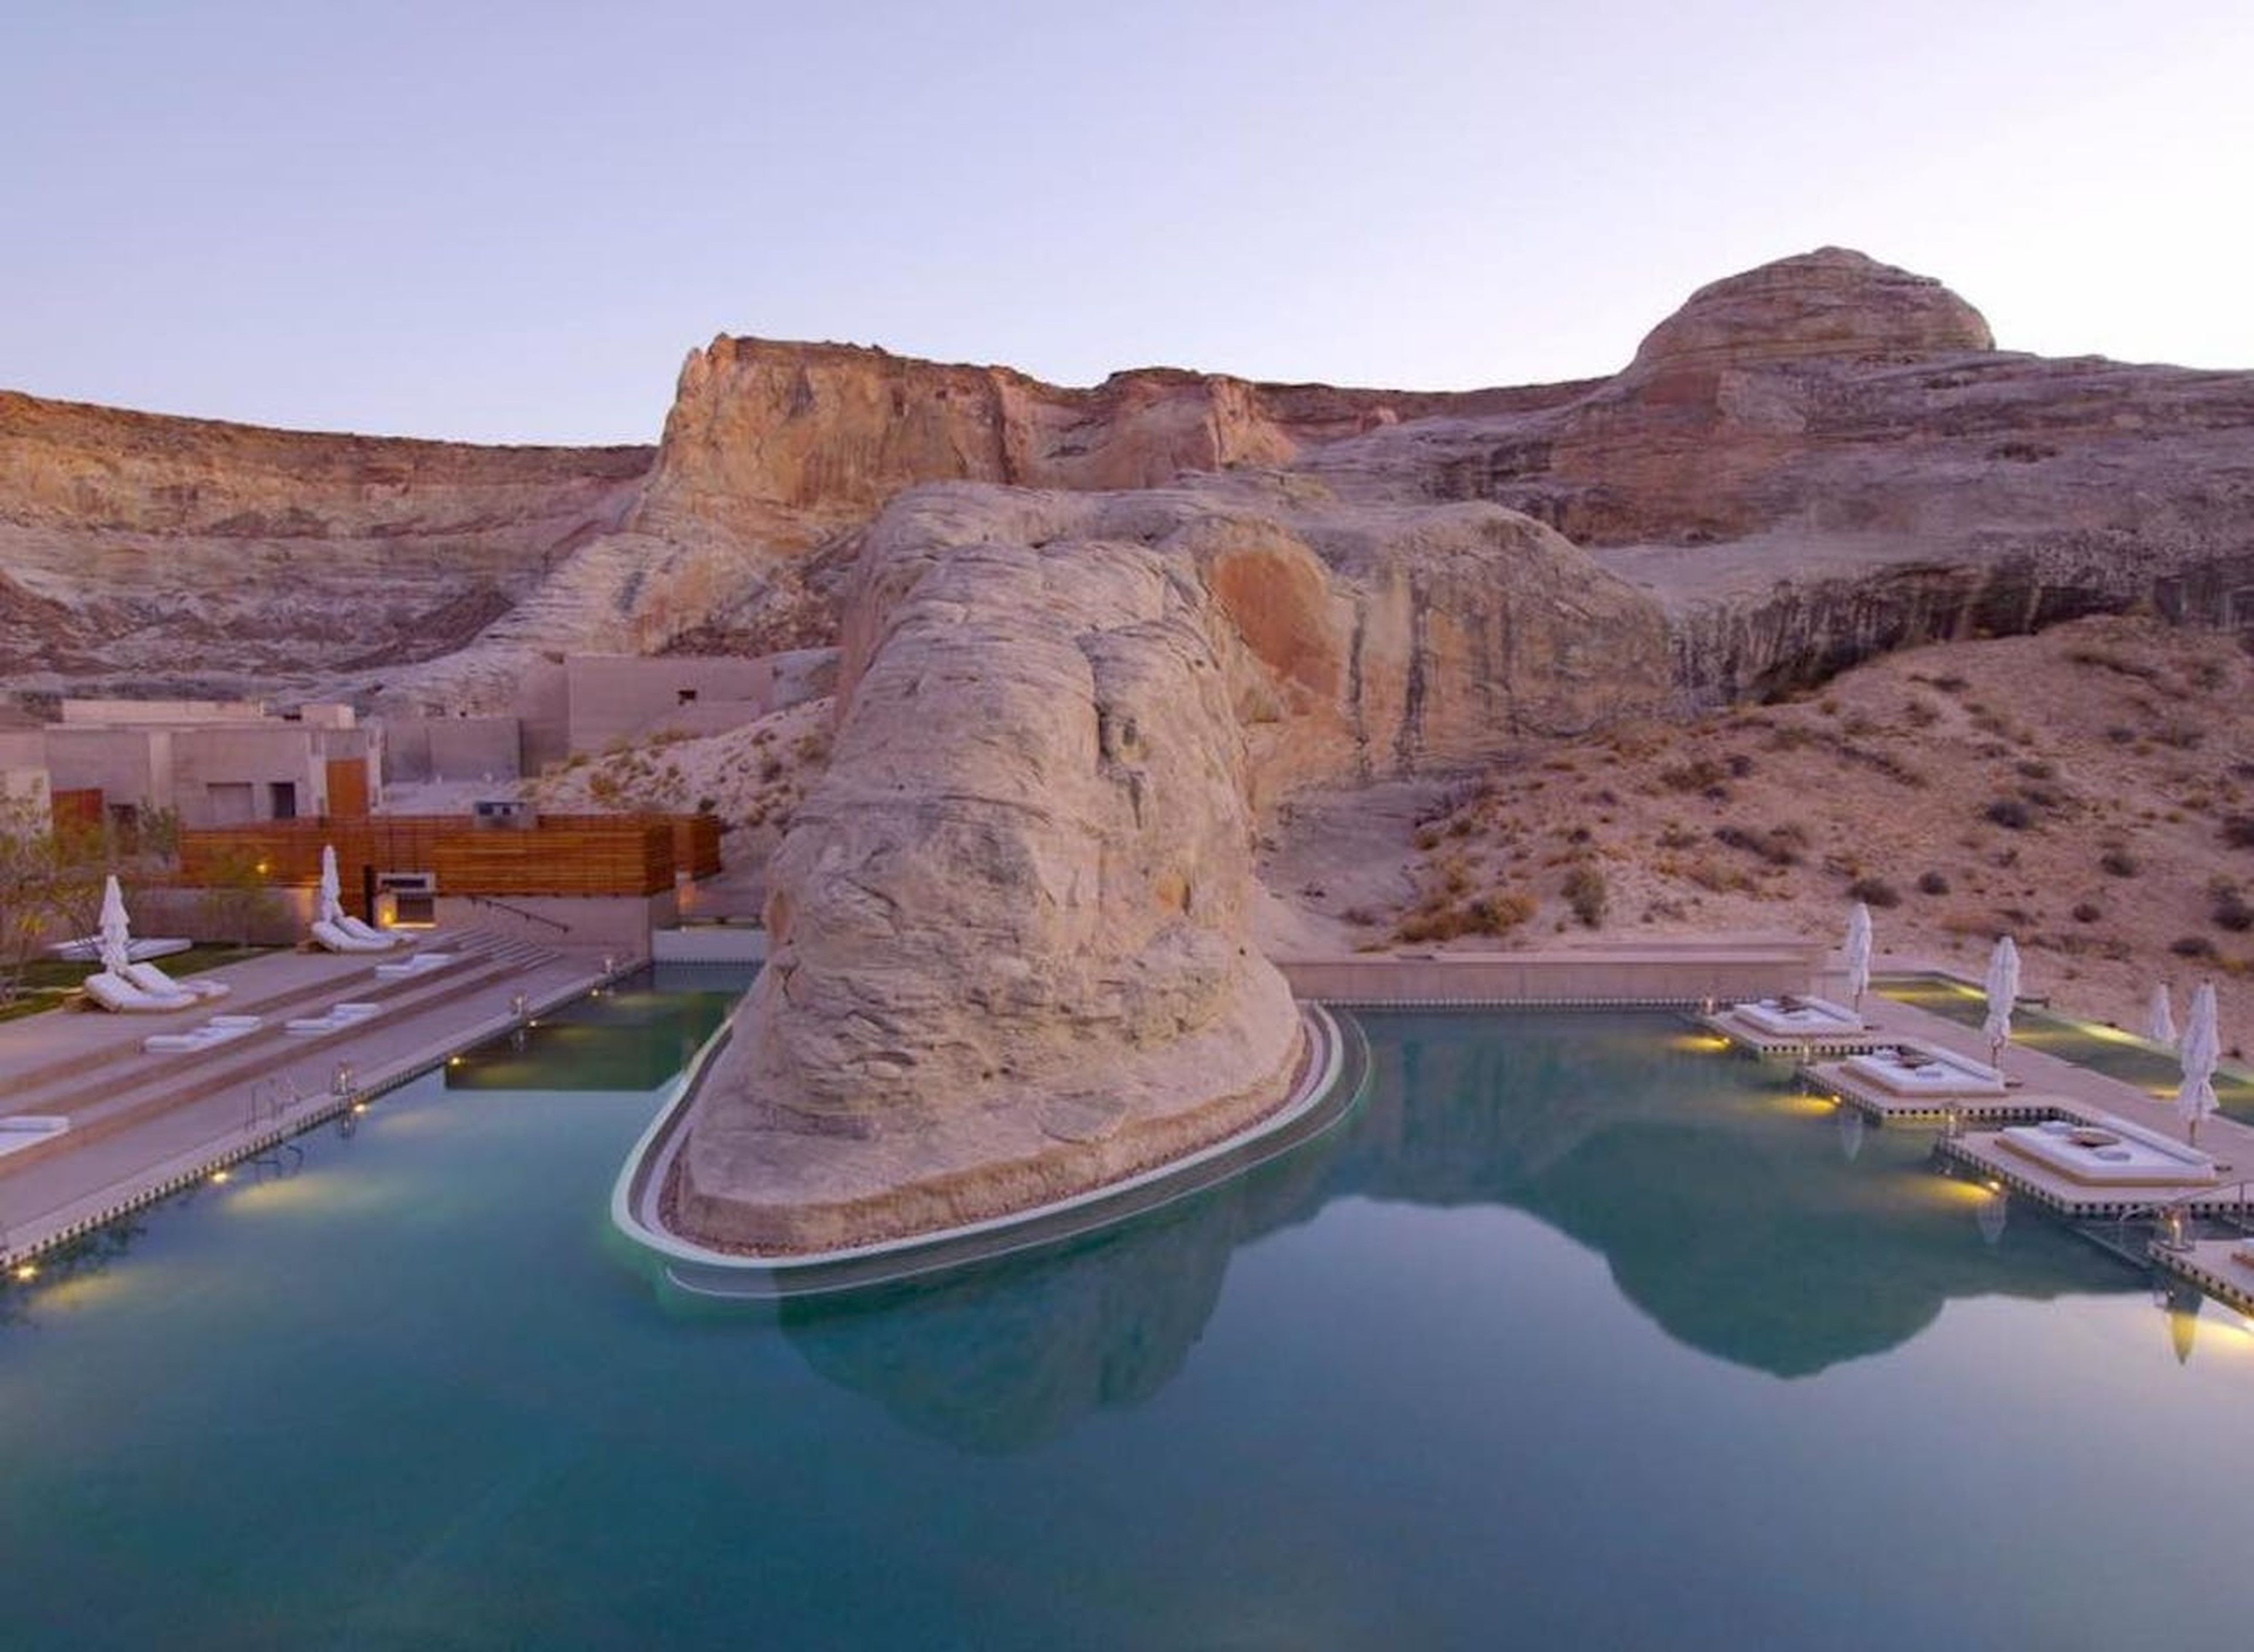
[1300,248,2254,700]
[0,391,650,687]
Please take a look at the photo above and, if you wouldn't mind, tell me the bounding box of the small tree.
[0,794,65,1007]
[197,846,282,951]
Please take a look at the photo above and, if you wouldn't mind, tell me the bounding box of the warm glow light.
[1772,1093,1835,1119]
[1671,1033,1733,1054]
[11,1264,35,1283]
[210,1169,231,1185]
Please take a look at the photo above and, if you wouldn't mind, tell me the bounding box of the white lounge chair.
[82,970,197,1014]
[312,919,393,954]
[335,915,403,948]
[123,960,230,1001]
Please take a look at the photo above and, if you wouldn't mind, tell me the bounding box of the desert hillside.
[1260,612,2254,1043]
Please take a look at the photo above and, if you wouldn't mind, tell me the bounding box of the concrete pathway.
[1,932,620,1268]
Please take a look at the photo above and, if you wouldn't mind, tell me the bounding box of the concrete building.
[380,648,838,783]
[0,699,380,831]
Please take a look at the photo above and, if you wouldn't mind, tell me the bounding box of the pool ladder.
[2103,1178,2254,1260]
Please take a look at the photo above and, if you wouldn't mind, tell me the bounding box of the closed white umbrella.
[318,844,345,927]
[1982,936,2020,1065]
[2177,981,2219,1146]
[2145,983,2178,1050]
[1844,902,1874,1014]
[97,874,132,977]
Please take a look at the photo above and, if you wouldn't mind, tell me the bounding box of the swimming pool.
[2,1005,2248,1649]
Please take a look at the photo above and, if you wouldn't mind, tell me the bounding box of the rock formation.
[12,245,2248,717]
[672,478,1669,1251]
[1300,248,2254,698]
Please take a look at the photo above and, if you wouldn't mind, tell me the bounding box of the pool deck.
[2151,1239,2254,1317]
[0,931,622,1269]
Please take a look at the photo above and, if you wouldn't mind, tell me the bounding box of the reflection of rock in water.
[778,1012,2141,1444]
[1342,1014,2132,1379]
[779,1135,1342,1454]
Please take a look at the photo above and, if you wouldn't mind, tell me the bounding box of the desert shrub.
[1656,822,1700,850]
[2015,759,2055,781]
[2070,901,2102,924]
[2213,890,2254,933]
[2172,935,2218,960]
[1845,876,1901,908]
[1928,674,1969,693]
[1726,752,1755,778]
[1985,798,2032,830]
[1916,870,1951,896]
[2220,816,2254,849]
[2155,719,2203,751]
[1562,865,1607,928]
[1412,825,1442,851]
[1469,891,1538,934]
[2097,847,2137,877]
[1713,823,1804,866]
[1904,698,1940,728]
[1659,757,1727,793]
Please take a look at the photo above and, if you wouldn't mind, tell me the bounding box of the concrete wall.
[60,697,268,726]
[515,657,572,776]
[553,649,838,760]
[11,715,377,827]
[381,715,521,783]
[430,889,675,954]
[1275,940,1826,1005]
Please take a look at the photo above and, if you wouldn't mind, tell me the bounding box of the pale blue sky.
[4,1,2249,444]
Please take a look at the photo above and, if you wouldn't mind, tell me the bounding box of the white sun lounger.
[312,919,394,954]
[336,914,403,948]
[82,970,197,1014]
[123,960,230,1002]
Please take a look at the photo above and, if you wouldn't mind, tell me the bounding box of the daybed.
[1730,995,1864,1038]
[1840,1044,2007,1097]
[1997,1115,2220,1187]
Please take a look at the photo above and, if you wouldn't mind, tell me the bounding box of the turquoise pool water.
[3,1007,2249,1650]
[1877,972,2254,1123]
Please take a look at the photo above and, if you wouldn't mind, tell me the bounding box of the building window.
[677,688,699,705]
[270,781,298,820]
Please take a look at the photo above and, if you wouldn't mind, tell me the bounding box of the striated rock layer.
[673,478,1669,1251]
[0,391,650,687]
[1301,248,2254,700]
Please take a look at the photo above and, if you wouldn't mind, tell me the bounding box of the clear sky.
[4,1,2249,445]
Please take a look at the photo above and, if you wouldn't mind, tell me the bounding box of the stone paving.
[0,931,617,1268]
